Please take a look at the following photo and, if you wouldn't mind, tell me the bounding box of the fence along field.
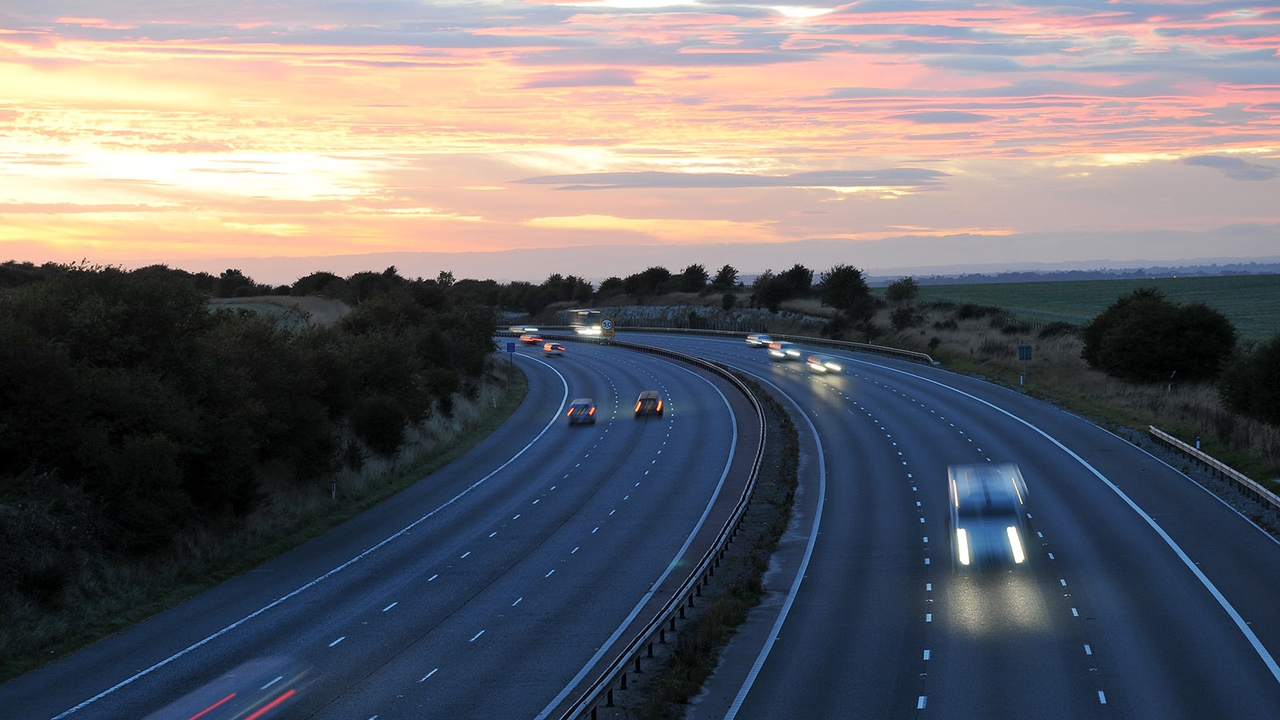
[910,274,1280,341]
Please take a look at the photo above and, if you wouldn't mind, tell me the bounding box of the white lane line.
[382,602,397,612]
[261,676,283,690]
[572,546,579,554]
[854,356,1280,687]
[49,354,575,720]
[489,531,497,538]
[419,669,438,682]
[513,597,523,606]
[329,637,345,647]
[1098,691,1107,704]
[545,569,555,577]
[1072,608,1079,617]
[513,513,521,520]
[926,613,932,623]
[428,574,438,582]
[470,630,485,642]
[533,499,540,505]
[461,551,471,559]
[1085,644,1093,655]
[541,359,740,720]
[917,696,927,709]
[923,649,931,660]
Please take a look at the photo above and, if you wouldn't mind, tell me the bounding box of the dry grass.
[872,303,1280,484]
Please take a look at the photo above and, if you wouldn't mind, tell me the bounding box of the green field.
[903,274,1280,341]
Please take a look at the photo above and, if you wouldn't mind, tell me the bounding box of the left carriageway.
[0,339,761,720]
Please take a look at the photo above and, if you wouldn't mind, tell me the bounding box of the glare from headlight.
[1007,526,1026,564]
[825,361,842,371]
[956,528,971,566]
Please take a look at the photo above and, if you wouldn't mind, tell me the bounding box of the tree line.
[1,262,495,595]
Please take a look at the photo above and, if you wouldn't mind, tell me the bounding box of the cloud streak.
[0,0,1276,278]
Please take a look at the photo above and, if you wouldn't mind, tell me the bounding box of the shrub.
[1037,321,1075,339]
[1081,287,1236,383]
[350,395,407,456]
[1219,333,1280,426]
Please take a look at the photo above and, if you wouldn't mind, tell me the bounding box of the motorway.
[7,331,1280,720]
[0,340,758,719]
[627,332,1280,720]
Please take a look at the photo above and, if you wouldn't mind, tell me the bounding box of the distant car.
[519,333,543,344]
[567,398,596,425]
[509,325,538,334]
[767,341,802,361]
[634,390,663,417]
[948,463,1030,572]
[746,333,773,347]
[806,354,843,372]
[543,342,565,356]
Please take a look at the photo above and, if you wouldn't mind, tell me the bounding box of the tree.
[623,266,672,297]
[1081,288,1236,383]
[779,264,813,297]
[886,276,919,302]
[1219,333,1280,426]
[712,264,739,289]
[818,264,875,325]
[678,264,709,293]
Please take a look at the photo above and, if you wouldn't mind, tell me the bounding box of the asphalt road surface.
[629,332,1280,720]
[2,340,754,720]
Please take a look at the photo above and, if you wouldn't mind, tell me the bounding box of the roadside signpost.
[1018,344,1032,385]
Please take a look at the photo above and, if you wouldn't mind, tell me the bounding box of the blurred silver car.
[746,333,773,347]
[767,341,802,361]
[948,463,1030,571]
[805,354,843,372]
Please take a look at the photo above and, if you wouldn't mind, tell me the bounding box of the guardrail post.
[621,671,628,691]
[635,655,642,672]
[606,688,614,707]
[648,641,654,658]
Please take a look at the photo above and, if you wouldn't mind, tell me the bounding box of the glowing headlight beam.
[1007,526,1026,564]
[956,528,971,566]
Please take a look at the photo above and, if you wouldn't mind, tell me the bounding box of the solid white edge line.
[50,353,571,720]
[535,359,738,720]
[725,369,825,720]
[851,356,1280,687]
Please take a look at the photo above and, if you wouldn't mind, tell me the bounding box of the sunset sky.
[1,1,1277,284]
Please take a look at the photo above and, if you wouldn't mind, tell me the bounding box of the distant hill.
[867,262,1280,287]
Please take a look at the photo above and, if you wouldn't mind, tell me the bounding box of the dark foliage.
[0,264,495,568]
[817,264,875,326]
[1037,321,1076,339]
[1219,333,1280,426]
[1080,287,1236,383]
[890,305,925,331]
[885,276,919,302]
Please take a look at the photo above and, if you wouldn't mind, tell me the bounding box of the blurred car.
[519,333,543,344]
[746,333,773,347]
[805,354,843,372]
[543,342,565,356]
[948,463,1030,572]
[634,390,663,417]
[567,398,596,425]
[508,325,538,334]
[767,341,802,361]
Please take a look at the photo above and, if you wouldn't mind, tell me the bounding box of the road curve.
[632,332,1280,720]
[1,340,757,720]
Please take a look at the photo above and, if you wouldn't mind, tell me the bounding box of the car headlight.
[956,528,971,566]
[1007,526,1026,564]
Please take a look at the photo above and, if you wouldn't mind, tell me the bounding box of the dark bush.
[1081,287,1236,383]
[350,395,407,456]
[1219,333,1280,426]
[891,305,924,331]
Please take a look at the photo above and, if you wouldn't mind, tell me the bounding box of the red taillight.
[634,402,642,412]
[567,409,573,417]
[588,407,595,415]
[656,400,662,411]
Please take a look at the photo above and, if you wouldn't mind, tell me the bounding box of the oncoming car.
[567,398,596,425]
[543,342,565,356]
[767,341,802,361]
[746,333,773,347]
[948,463,1030,572]
[805,354,843,373]
[634,390,663,417]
